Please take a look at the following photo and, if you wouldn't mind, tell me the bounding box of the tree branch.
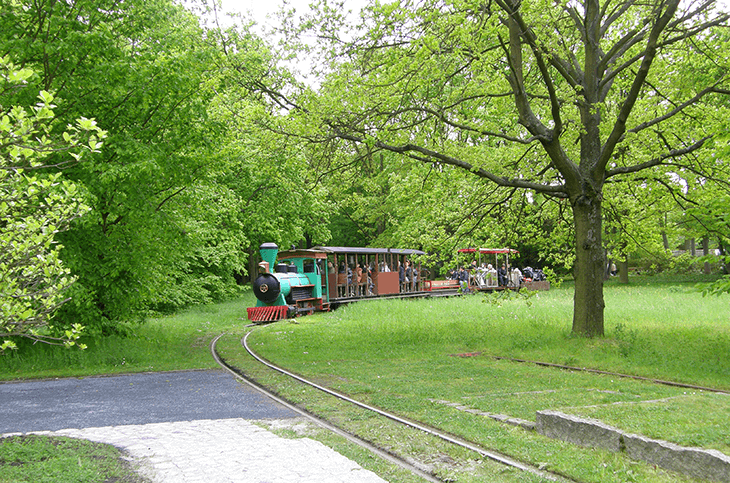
[605,135,710,178]
[598,0,680,174]
[332,128,569,197]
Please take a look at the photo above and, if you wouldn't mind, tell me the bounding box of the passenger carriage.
[457,247,549,292]
[458,247,520,290]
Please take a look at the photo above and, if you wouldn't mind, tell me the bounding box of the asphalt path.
[0,369,297,433]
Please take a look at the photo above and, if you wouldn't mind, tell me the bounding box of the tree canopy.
[264,0,730,336]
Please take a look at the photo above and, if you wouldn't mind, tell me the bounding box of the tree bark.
[619,259,629,284]
[571,194,605,337]
[703,237,711,274]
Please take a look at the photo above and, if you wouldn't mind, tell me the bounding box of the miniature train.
[247,243,548,323]
[247,243,451,322]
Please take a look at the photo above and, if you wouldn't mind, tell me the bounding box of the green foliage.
[0,57,106,351]
[703,274,730,296]
[482,288,537,308]
[208,22,333,251]
[0,0,280,333]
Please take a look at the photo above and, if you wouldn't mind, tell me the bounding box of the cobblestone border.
[536,410,730,483]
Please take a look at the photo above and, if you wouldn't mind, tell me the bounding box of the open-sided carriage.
[458,247,549,292]
[458,247,519,290]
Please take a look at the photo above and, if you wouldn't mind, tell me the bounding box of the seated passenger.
[486,264,497,287]
[458,267,470,293]
[510,267,522,287]
[498,264,508,286]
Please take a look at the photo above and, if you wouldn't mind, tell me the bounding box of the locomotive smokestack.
[259,242,279,272]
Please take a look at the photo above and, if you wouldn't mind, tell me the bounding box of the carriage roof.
[278,246,426,258]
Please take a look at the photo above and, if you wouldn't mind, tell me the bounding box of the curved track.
[211,330,574,483]
[210,333,443,483]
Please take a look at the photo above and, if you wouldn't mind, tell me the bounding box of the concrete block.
[623,433,730,483]
[536,410,623,452]
[508,418,536,431]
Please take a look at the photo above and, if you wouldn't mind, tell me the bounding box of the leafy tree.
[685,155,730,294]
[0,0,246,332]
[208,21,334,261]
[0,57,105,350]
[271,0,729,336]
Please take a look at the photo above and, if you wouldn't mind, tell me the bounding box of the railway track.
[210,332,442,482]
[211,330,574,483]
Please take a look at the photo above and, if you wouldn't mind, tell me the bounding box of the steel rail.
[210,333,443,483]
[489,356,730,394]
[241,331,574,483]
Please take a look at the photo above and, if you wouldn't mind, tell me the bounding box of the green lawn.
[237,281,729,483]
[2,279,729,483]
[0,435,149,483]
[0,293,257,380]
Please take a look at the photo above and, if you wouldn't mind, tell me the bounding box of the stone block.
[536,410,623,452]
[623,433,730,483]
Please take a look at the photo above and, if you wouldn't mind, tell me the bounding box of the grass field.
[1,278,729,482]
[249,280,729,388]
[236,280,729,482]
[0,296,251,380]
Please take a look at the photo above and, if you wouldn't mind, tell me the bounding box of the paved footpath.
[22,418,387,483]
[1,370,388,483]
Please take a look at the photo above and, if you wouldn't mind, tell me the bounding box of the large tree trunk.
[571,195,605,337]
[619,259,629,284]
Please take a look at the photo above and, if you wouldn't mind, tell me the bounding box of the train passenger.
[355,263,363,295]
[486,264,497,287]
[367,264,375,295]
[458,266,470,293]
[510,267,522,288]
[498,264,508,286]
[337,262,348,297]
